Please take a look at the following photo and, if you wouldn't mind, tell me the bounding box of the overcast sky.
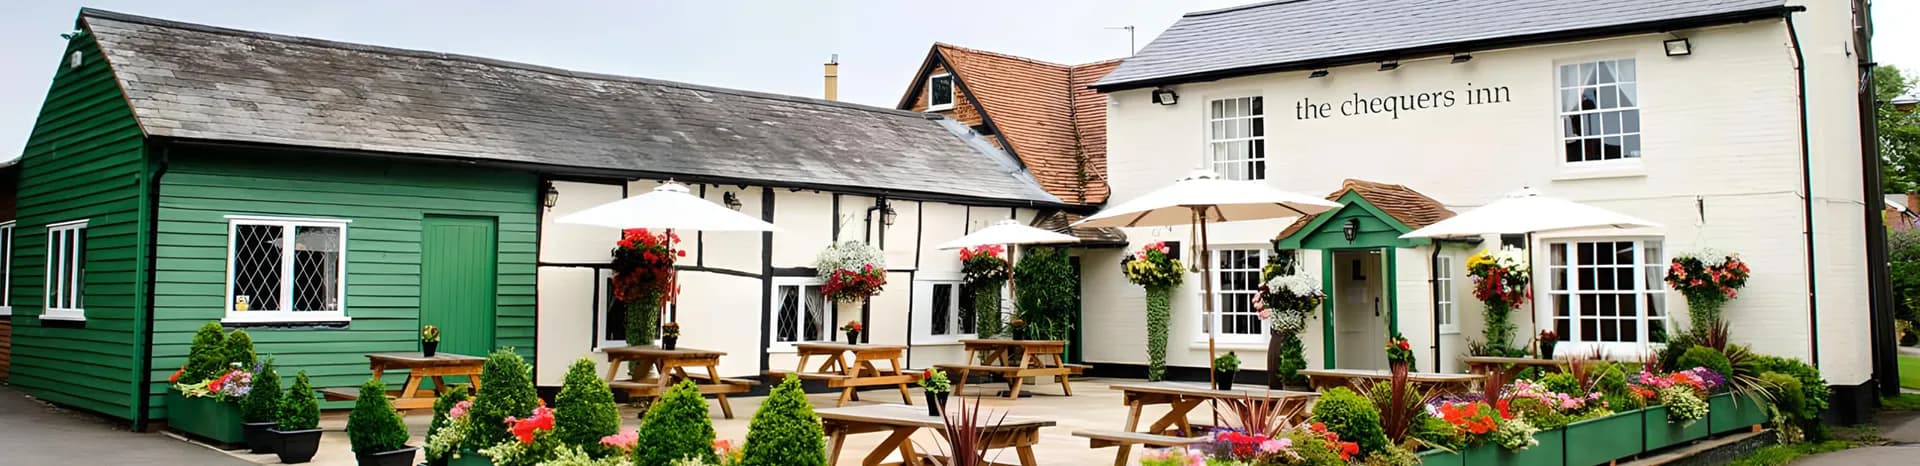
[0,0,1915,160]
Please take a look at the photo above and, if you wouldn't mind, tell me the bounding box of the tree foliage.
[224,329,257,369]
[1013,247,1078,343]
[1876,66,1920,192]
[740,376,826,466]
[554,358,620,457]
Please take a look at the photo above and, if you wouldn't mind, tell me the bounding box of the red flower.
[506,406,556,444]
[1397,340,1411,351]
[169,366,184,383]
[1339,441,1361,460]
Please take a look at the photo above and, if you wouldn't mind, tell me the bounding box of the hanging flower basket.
[1256,273,1324,335]
[1665,249,1750,332]
[960,245,1009,286]
[1468,247,1531,356]
[816,241,887,303]
[611,229,682,344]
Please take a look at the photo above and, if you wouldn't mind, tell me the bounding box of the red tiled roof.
[1275,179,1456,241]
[898,43,1117,204]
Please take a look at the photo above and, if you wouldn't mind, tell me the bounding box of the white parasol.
[556,181,779,326]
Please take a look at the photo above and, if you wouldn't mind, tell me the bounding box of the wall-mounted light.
[542,182,560,209]
[1308,69,1330,79]
[1151,87,1179,105]
[1450,53,1473,64]
[723,191,742,211]
[1663,38,1692,56]
[1378,61,1399,72]
[866,198,898,228]
[1343,218,1360,241]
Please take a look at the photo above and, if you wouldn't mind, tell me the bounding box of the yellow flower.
[1467,248,1493,270]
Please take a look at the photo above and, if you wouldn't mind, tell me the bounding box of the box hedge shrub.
[741,376,825,466]
[347,378,410,453]
[1311,386,1388,456]
[554,357,620,457]
[635,380,717,466]
[241,358,281,423]
[277,371,320,431]
[1676,346,1733,379]
[468,348,540,451]
[183,322,229,384]
[426,383,469,443]
[225,329,257,369]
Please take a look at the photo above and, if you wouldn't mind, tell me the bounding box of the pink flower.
[1259,438,1291,454]
[448,400,472,419]
[1257,308,1272,320]
[1185,449,1207,466]
[600,430,638,450]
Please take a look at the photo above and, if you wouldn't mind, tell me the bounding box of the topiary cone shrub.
[183,322,229,384]
[553,357,620,457]
[346,378,410,454]
[277,371,320,431]
[1310,386,1388,457]
[740,376,826,466]
[242,358,282,422]
[635,380,717,466]
[225,329,258,369]
[466,348,539,451]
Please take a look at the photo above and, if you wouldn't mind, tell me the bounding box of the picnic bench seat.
[1074,430,1208,466]
[319,387,362,402]
[608,377,757,397]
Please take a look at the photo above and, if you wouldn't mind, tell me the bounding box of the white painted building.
[1081,0,1891,420]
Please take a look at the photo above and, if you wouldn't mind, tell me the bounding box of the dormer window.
[927,73,955,111]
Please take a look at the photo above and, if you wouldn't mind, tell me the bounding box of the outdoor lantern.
[723,191,742,211]
[882,203,898,227]
[1343,218,1360,241]
[542,182,559,209]
[1308,69,1330,79]
[1152,87,1179,105]
[1664,38,1692,56]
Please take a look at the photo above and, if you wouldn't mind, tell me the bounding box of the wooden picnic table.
[1299,368,1484,394]
[818,404,1056,466]
[1461,356,1566,383]
[322,352,483,410]
[1081,382,1319,466]
[765,343,921,407]
[933,339,1087,399]
[602,346,757,419]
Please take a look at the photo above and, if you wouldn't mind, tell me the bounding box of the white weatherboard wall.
[536,179,1043,386]
[1090,9,1871,385]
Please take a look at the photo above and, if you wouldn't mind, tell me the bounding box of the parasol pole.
[1198,206,1217,388]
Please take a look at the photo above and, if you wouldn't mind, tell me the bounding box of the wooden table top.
[794,343,907,353]
[601,346,728,358]
[1107,382,1320,401]
[959,339,1067,349]
[1461,356,1566,366]
[365,352,484,366]
[1298,369,1485,382]
[816,404,1056,430]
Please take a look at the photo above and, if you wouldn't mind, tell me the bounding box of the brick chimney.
[823,54,839,101]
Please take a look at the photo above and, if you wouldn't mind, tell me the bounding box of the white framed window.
[914,278,977,342]
[1205,248,1269,343]
[1207,96,1266,181]
[927,73,956,111]
[594,269,674,349]
[1558,59,1640,163]
[1436,255,1458,334]
[770,276,828,351]
[0,221,13,315]
[221,216,349,323]
[1547,239,1666,352]
[42,219,87,321]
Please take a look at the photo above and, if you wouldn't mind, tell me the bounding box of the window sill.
[1553,163,1646,181]
[0,306,12,316]
[926,104,954,112]
[221,312,350,326]
[39,311,86,322]
[1189,339,1268,351]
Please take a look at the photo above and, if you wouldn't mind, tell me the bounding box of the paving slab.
[0,386,251,466]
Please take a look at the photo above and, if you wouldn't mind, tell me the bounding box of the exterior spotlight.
[1664,38,1692,56]
[723,191,742,211]
[1378,61,1399,71]
[1151,87,1179,105]
[1451,53,1473,64]
[542,182,560,209]
[1308,69,1329,79]
[1343,218,1360,241]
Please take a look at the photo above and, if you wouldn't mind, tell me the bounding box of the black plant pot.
[268,428,323,464]
[422,340,439,357]
[243,421,277,453]
[355,446,418,466]
[1011,327,1028,341]
[924,391,951,416]
[1214,370,1236,391]
[662,335,678,350]
[845,330,861,344]
[1540,342,1558,360]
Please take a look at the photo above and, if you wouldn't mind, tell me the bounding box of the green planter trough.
[448,450,493,466]
[1708,393,1768,434]
[1642,405,1710,451]
[165,390,246,446]
[1564,408,1645,466]
[1416,447,1464,466]
[1463,427,1565,466]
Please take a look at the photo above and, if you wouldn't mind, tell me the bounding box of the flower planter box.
[165,390,246,446]
[1642,405,1710,451]
[1462,427,1565,466]
[1565,408,1646,466]
[447,450,493,466]
[1708,393,1768,434]
[1416,447,1464,466]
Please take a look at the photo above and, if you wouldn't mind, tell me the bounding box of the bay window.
[1548,239,1667,350]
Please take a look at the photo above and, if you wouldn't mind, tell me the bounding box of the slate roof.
[897,44,1119,204]
[1275,179,1455,240]
[1096,0,1793,91]
[76,9,1061,205]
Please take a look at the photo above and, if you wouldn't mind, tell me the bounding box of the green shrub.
[1013,247,1077,342]
[635,380,717,466]
[1596,363,1643,410]
[740,376,825,466]
[241,358,281,422]
[1508,397,1571,430]
[347,378,410,453]
[1753,355,1829,440]
[554,358,620,456]
[182,322,228,384]
[1311,387,1388,456]
[426,384,470,446]
[1410,412,1465,451]
[1540,372,1579,394]
[1677,346,1734,379]
[1361,444,1420,466]
[276,370,320,431]
[1660,333,1699,372]
[468,348,540,451]
[224,329,257,369]
[1761,372,1806,420]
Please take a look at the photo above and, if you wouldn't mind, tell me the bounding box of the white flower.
[1674,247,1737,267]
[1265,274,1322,297]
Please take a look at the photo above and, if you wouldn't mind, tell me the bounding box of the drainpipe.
[132,140,169,431]
[1429,244,1442,372]
[1787,12,1820,366]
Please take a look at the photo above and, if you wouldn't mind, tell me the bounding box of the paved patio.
[0,386,250,466]
[213,377,1215,465]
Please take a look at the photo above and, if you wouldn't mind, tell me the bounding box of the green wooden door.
[420,216,497,358]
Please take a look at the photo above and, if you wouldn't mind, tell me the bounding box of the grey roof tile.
[1096,0,1790,90]
[78,9,1059,205]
